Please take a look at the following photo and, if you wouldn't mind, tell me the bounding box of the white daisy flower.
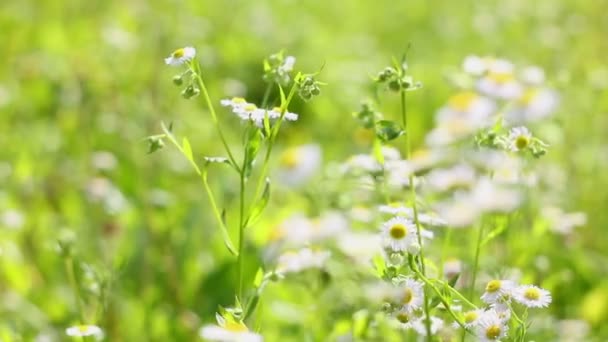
[504,87,559,124]
[513,285,552,308]
[489,302,512,322]
[462,309,485,328]
[336,232,381,266]
[392,309,416,330]
[378,204,447,227]
[276,248,330,274]
[507,126,532,151]
[437,91,496,126]
[475,310,508,341]
[381,217,418,253]
[342,154,382,174]
[471,178,521,213]
[276,144,322,187]
[199,321,262,342]
[221,98,298,127]
[541,206,587,235]
[394,278,425,312]
[411,316,444,337]
[65,325,104,339]
[278,56,296,73]
[435,195,481,228]
[520,66,545,85]
[481,279,516,304]
[164,46,196,66]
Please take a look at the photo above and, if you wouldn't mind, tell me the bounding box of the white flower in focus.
[411,316,444,337]
[481,279,515,304]
[462,309,485,328]
[165,46,196,66]
[513,285,552,308]
[65,325,104,339]
[475,310,508,342]
[507,126,532,151]
[221,98,298,127]
[381,217,418,253]
[199,321,262,342]
[276,144,322,187]
[276,248,330,274]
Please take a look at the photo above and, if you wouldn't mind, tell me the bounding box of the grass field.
[1,0,608,341]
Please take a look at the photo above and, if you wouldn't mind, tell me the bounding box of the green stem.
[400,87,432,341]
[191,62,240,172]
[237,170,246,299]
[469,219,485,299]
[439,226,452,280]
[65,257,86,323]
[261,83,272,108]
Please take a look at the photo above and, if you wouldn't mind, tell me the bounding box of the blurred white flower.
[393,278,425,313]
[471,178,521,213]
[276,144,322,187]
[541,206,587,235]
[513,285,552,308]
[337,232,381,265]
[1,209,25,230]
[91,151,117,171]
[379,204,447,227]
[199,322,262,342]
[220,98,298,127]
[65,325,103,339]
[164,46,196,66]
[520,66,545,85]
[477,71,523,100]
[425,163,476,192]
[462,55,486,76]
[411,316,444,337]
[276,248,330,274]
[462,309,485,328]
[505,88,559,124]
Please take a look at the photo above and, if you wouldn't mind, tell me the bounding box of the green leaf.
[244,128,263,177]
[375,120,404,142]
[248,178,271,224]
[253,268,264,288]
[243,293,260,320]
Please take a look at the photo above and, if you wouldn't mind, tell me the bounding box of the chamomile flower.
[425,163,477,192]
[513,285,552,308]
[276,144,322,187]
[477,70,523,100]
[378,204,447,227]
[394,278,425,312]
[276,248,330,274]
[462,309,485,328]
[481,279,515,304]
[475,310,508,341]
[392,309,416,330]
[164,46,196,66]
[199,321,262,342]
[507,126,532,151]
[380,217,418,253]
[65,325,104,339]
[462,55,487,76]
[471,178,521,213]
[221,98,298,127]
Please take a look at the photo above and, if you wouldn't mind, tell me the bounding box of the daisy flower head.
[65,325,104,339]
[394,278,425,312]
[164,46,196,66]
[380,216,418,253]
[505,87,559,124]
[462,55,487,76]
[507,126,532,151]
[477,68,523,100]
[481,279,516,304]
[513,285,552,308]
[475,310,508,342]
[392,309,416,330]
[459,309,485,329]
[199,321,262,342]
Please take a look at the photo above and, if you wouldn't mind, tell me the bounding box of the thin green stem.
[439,227,453,279]
[469,219,485,299]
[191,62,240,172]
[65,257,86,323]
[400,87,432,341]
[261,83,272,108]
[237,170,246,299]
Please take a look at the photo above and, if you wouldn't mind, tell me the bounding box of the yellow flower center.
[515,135,530,150]
[396,312,410,323]
[77,326,89,333]
[485,325,501,339]
[487,72,515,84]
[448,92,478,111]
[519,88,538,105]
[224,321,248,332]
[172,48,185,58]
[464,311,479,323]
[524,288,541,300]
[280,149,300,169]
[232,97,247,104]
[244,104,257,111]
[486,280,501,293]
[390,224,407,239]
[402,288,414,304]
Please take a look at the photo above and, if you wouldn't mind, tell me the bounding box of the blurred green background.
[1,0,608,340]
